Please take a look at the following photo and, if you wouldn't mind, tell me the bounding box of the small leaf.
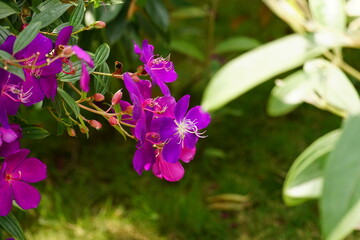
[22,126,50,139]
[201,34,326,112]
[171,7,208,19]
[13,21,42,54]
[94,43,110,67]
[0,213,26,240]
[69,1,85,27]
[57,88,80,118]
[31,3,72,28]
[170,40,205,61]
[309,0,346,31]
[267,70,313,116]
[0,2,19,20]
[283,129,341,206]
[0,50,25,80]
[0,26,11,45]
[321,114,360,240]
[214,37,261,54]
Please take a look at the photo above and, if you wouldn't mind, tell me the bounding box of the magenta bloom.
[134,40,177,96]
[158,95,211,163]
[0,149,46,216]
[152,149,184,182]
[56,26,94,92]
[0,124,22,157]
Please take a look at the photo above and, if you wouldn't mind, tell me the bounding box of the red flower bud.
[94,21,106,29]
[80,126,89,134]
[125,105,134,115]
[67,128,76,137]
[108,117,119,126]
[93,93,105,102]
[111,89,123,105]
[89,120,102,130]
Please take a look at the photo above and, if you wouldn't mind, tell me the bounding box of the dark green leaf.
[170,40,205,61]
[31,3,72,28]
[321,114,360,240]
[69,1,84,27]
[0,50,25,80]
[57,88,80,117]
[201,34,327,112]
[0,2,19,20]
[97,4,123,23]
[94,43,110,67]
[0,26,10,45]
[94,62,110,94]
[0,213,26,240]
[13,21,42,53]
[144,0,169,30]
[22,126,50,139]
[171,7,208,19]
[283,129,341,206]
[214,37,261,54]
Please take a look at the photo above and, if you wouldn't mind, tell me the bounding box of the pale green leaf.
[309,0,346,31]
[0,50,25,80]
[283,129,341,206]
[31,3,72,28]
[69,1,85,27]
[0,26,10,44]
[0,2,19,19]
[201,34,326,112]
[304,59,360,115]
[321,114,360,240]
[94,43,110,67]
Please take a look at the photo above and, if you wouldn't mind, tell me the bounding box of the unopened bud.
[22,24,28,30]
[89,120,102,130]
[67,128,76,137]
[62,46,74,57]
[108,117,119,126]
[94,21,106,29]
[124,105,134,115]
[79,126,89,134]
[93,93,105,102]
[111,89,123,105]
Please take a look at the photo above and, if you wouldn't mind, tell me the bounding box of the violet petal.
[72,45,94,68]
[185,106,211,130]
[79,62,90,92]
[55,26,73,47]
[175,95,190,123]
[12,180,41,210]
[0,181,12,216]
[162,138,181,163]
[17,157,47,183]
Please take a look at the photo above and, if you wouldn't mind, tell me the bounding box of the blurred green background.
[11,0,360,239]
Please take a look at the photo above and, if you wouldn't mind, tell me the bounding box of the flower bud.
[62,46,74,58]
[67,128,76,137]
[108,117,119,126]
[93,93,105,102]
[124,105,134,115]
[89,120,102,130]
[111,89,123,105]
[79,126,89,134]
[94,21,106,29]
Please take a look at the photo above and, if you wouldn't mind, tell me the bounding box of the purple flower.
[0,34,62,99]
[152,149,184,182]
[0,68,43,128]
[0,124,22,157]
[56,26,94,92]
[0,149,46,216]
[134,40,177,96]
[158,95,211,163]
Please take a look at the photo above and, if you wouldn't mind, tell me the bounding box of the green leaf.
[171,7,208,19]
[170,40,205,61]
[13,21,42,54]
[309,0,346,31]
[0,26,10,45]
[201,34,326,112]
[0,213,26,240]
[144,0,169,30]
[0,50,25,80]
[94,62,110,94]
[69,1,85,27]
[214,37,261,54]
[22,126,50,139]
[283,129,341,206]
[304,59,360,115]
[31,2,72,28]
[321,114,360,240]
[57,88,80,118]
[36,0,61,11]
[94,43,110,67]
[267,70,308,116]
[0,2,19,19]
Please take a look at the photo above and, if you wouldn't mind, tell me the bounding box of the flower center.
[2,84,33,104]
[147,55,173,72]
[5,171,21,181]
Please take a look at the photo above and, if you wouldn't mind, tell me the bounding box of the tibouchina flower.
[0,149,46,216]
[0,124,22,157]
[134,40,177,96]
